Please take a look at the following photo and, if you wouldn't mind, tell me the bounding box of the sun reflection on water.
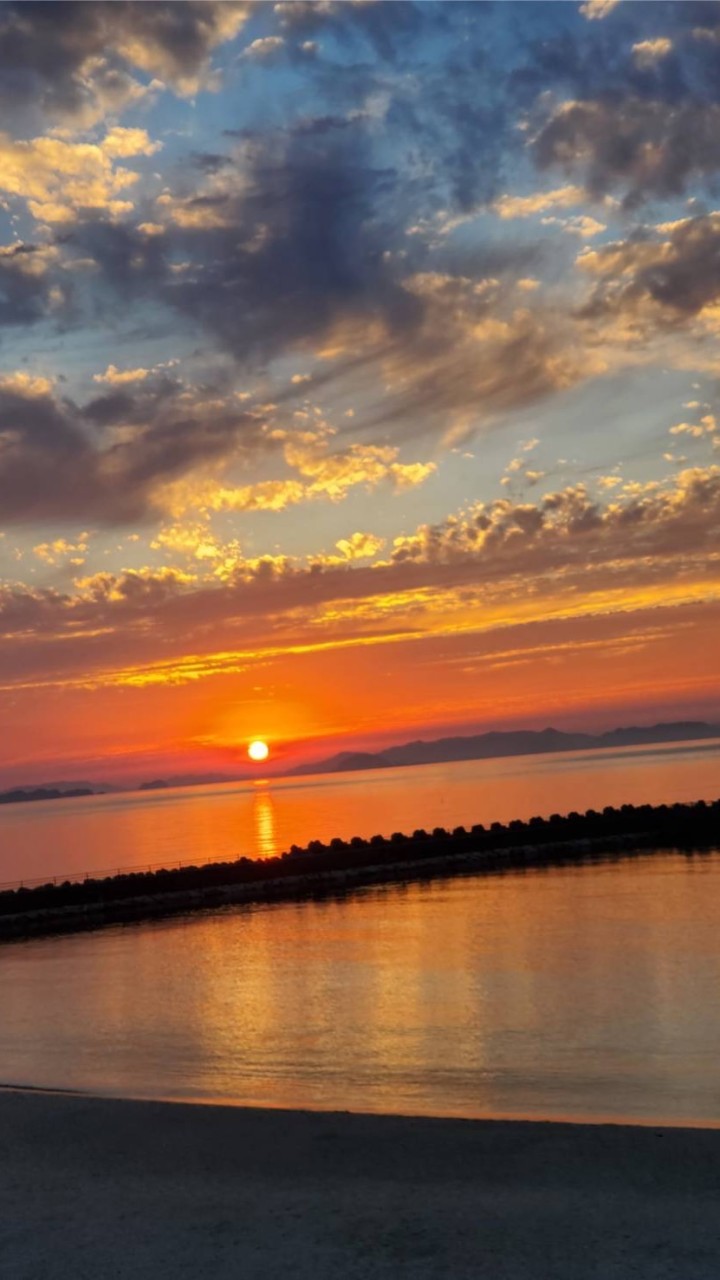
[252,787,278,859]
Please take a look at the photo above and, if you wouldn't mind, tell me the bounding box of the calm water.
[2,853,720,1125]
[1,738,719,886]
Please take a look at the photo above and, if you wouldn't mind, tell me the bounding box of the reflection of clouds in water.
[253,789,277,859]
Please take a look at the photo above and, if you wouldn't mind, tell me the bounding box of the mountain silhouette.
[290,721,720,777]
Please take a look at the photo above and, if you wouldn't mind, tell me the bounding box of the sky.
[1,0,720,786]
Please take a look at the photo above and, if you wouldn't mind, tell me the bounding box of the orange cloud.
[0,127,160,223]
[494,185,586,219]
[2,464,720,707]
[203,431,436,514]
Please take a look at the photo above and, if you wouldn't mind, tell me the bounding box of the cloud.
[541,213,606,239]
[0,239,61,326]
[341,275,598,442]
[8,2,720,474]
[93,364,151,386]
[0,370,53,396]
[207,478,305,514]
[242,36,286,63]
[102,126,161,159]
[154,188,235,230]
[93,359,178,385]
[494,185,586,219]
[577,213,720,331]
[55,77,614,448]
[2,463,720,692]
[0,127,160,224]
[33,535,89,568]
[0,2,251,127]
[202,430,436,513]
[151,521,242,572]
[579,0,621,20]
[533,98,720,206]
[0,378,263,525]
[669,414,717,439]
[272,0,434,61]
[632,38,673,69]
[335,531,385,561]
[108,3,250,92]
[389,466,720,575]
[146,121,419,366]
[49,28,618,442]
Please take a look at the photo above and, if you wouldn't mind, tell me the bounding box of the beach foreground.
[1,1093,719,1278]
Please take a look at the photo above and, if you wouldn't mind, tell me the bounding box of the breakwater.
[1,799,718,942]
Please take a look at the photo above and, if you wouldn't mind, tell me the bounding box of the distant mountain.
[28,779,116,793]
[0,778,117,805]
[135,772,247,790]
[4,722,719,801]
[0,787,95,806]
[289,721,720,778]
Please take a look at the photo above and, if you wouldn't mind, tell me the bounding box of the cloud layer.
[2,1,720,777]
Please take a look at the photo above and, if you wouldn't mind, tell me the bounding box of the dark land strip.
[3,1091,720,1280]
[0,799,718,943]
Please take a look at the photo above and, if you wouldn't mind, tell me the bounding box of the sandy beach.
[1,1091,719,1278]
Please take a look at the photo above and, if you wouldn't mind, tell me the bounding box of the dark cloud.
[0,381,262,524]
[294,7,515,214]
[62,118,398,356]
[335,287,579,442]
[151,123,421,361]
[534,97,720,207]
[190,152,233,174]
[80,390,137,427]
[0,1,249,124]
[0,243,56,326]
[579,214,720,324]
[62,220,167,296]
[15,0,720,458]
[272,0,439,62]
[513,10,680,109]
[508,3,720,206]
[70,114,555,441]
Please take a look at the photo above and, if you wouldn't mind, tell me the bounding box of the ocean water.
[1,737,719,886]
[1,852,720,1125]
[1,741,719,1124]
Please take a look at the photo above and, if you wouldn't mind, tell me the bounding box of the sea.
[1,738,719,1125]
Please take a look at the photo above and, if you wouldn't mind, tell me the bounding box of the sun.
[248,739,270,762]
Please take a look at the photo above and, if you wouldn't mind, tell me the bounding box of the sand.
[1,1091,720,1279]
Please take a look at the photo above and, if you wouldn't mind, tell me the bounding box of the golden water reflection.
[252,787,276,859]
[2,852,720,1125]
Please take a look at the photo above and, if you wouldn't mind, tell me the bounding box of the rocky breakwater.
[0,799,718,943]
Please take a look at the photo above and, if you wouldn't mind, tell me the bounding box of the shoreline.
[3,1089,720,1278]
[3,1080,720,1131]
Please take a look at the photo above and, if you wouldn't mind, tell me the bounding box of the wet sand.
[1,1091,720,1278]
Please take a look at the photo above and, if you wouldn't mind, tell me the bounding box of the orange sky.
[1,2,720,786]
[2,589,719,786]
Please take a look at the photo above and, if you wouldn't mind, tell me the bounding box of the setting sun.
[248,740,270,763]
